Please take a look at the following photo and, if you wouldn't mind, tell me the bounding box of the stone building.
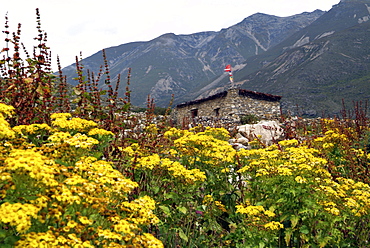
[173,88,282,125]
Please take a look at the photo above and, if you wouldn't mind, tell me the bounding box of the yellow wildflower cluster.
[136,154,161,169]
[64,133,99,149]
[4,148,59,187]
[121,126,233,187]
[236,129,370,228]
[73,156,139,195]
[203,195,227,212]
[263,221,284,230]
[88,127,115,137]
[313,130,348,152]
[0,202,40,233]
[278,139,299,148]
[135,154,206,183]
[0,114,15,140]
[166,127,236,166]
[119,143,141,157]
[236,204,275,218]
[318,177,370,217]
[132,233,164,248]
[237,143,330,180]
[161,158,206,183]
[16,230,94,247]
[0,105,163,247]
[48,131,71,143]
[51,113,98,132]
[0,103,15,140]
[0,103,15,117]
[236,204,280,230]
[13,123,51,136]
[120,195,159,225]
[164,127,191,139]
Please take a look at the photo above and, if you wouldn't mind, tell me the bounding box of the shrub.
[240,114,260,124]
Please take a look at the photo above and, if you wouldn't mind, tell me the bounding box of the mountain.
[61,0,370,117]
[200,0,370,116]
[61,10,324,107]
[239,0,370,116]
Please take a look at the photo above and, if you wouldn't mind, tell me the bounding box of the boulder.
[237,120,284,146]
[235,133,249,145]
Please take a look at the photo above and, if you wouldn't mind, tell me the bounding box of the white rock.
[237,120,283,146]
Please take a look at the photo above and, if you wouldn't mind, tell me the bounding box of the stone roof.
[238,89,282,102]
[176,89,282,108]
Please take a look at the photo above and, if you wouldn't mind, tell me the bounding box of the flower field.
[1,103,370,247]
[1,11,370,247]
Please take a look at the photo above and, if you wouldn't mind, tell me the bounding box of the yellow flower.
[0,115,15,140]
[88,128,114,137]
[48,131,71,142]
[97,228,124,240]
[78,216,93,225]
[214,201,227,212]
[132,233,164,248]
[295,176,307,184]
[324,207,340,216]
[277,167,292,176]
[52,116,98,132]
[50,113,72,120]
[236,205,265,216]
[264,221,284,230]
[13,123,51,135]
[4,149,59,187]
[65,133,99,149]
[264,210,276,217]
[256,168,269,177]
[203,195,214,204]
[278,139,298,147]
[0,103,15,117]
[0,202,40,233]
[136,154,161,169]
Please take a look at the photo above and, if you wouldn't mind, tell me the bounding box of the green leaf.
[0,229,7,238]
[300,225,309,234]
[290,215,300,229]
[152,186,160,194]
[4,235,18,246]
[284,228,293,246]
[319,236,332,248]
[93,152,103,159]
[178,228,188,242]
[164,192,177,199]
[159,205,171,216]
[177,206,187,214]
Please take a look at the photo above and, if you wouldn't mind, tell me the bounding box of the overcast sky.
[2,0,340,71]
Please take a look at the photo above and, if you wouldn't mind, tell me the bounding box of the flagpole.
[224,64,234,88]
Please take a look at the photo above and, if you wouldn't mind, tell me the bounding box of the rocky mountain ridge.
[199,0,370,116]
[62,10,324,107]
[62,0,370,116]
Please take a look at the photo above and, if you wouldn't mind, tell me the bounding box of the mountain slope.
[242,21,370,116]
[202,0,370,116]
[61,11,324,107]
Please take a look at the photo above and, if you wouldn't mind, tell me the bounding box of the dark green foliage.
[240,114,260,124]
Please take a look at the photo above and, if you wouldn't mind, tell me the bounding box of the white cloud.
[1,0,340,70]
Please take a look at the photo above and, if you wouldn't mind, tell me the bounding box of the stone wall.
[173,88,281,126]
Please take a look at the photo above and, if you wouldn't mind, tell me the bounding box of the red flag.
[224,64,232,72]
